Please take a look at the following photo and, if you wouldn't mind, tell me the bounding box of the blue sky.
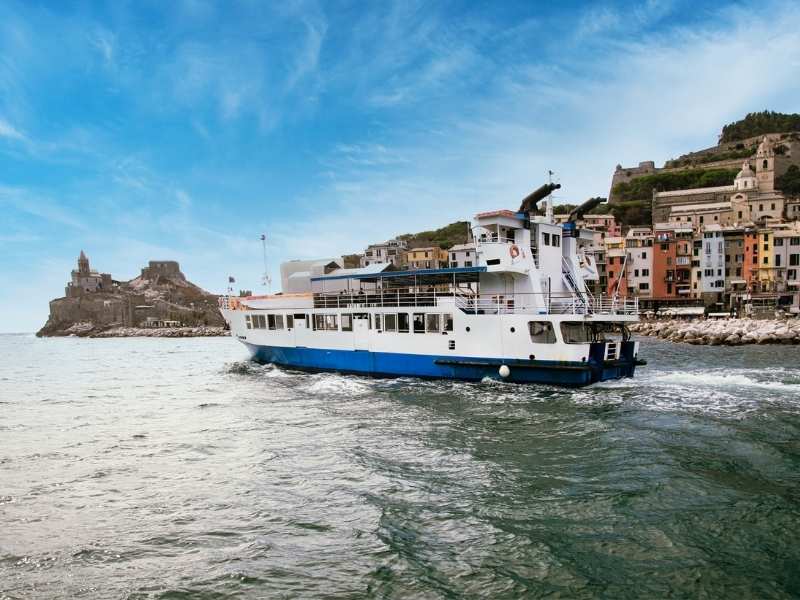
[2,0,799,332]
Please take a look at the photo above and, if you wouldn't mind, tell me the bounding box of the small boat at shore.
[220,184,645,386]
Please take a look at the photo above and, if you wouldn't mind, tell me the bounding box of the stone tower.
[755,136,775,192]
[78,250,90,275]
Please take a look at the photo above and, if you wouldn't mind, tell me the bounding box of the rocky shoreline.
[630,318,800,345]
[45,322,229,338]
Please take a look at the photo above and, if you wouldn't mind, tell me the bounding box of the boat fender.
[498,365,510,378]
[509,245,520,259]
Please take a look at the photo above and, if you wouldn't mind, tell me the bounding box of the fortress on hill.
[39,253,223,336]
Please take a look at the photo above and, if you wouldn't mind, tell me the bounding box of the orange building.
[652,224,693,298]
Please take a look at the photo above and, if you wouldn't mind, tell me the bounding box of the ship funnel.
[568,197,605,223]
[518,183,561,213]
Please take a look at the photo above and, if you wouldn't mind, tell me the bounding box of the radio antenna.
[261,233,272,293]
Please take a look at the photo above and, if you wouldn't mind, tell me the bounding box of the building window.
[776,238,784,246]
[639,282,649,290]
[771,203,776,210]
[790,254,800,267]
[791,238,800,246]
[763,257,769,265]
[776,255,782,267]
[763,159,769,169]
[642,269,649,276]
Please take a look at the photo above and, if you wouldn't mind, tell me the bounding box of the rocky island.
[37,252,227,338]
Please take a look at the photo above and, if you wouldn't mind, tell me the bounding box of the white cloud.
[0,117,25,141]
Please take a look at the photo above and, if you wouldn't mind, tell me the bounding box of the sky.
[1,0,799,332]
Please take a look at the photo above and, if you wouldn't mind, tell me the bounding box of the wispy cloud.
[0,117,25,141]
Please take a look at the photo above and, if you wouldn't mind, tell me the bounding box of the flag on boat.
[228,276,235,283]
[260,234,266,241]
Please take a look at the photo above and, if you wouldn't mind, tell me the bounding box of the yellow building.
[755,229,778,292]
[405,247,449,270]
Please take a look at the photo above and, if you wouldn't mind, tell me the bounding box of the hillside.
[720,111,800,143]
[37,263,224,337]
[397,221,471,249]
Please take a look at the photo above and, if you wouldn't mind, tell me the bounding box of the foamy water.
[1,334,800,598]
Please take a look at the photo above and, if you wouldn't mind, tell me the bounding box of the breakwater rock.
[92,326,229,338]
[630,318,800,345]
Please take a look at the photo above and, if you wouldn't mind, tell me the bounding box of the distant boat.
[220,184,645,387]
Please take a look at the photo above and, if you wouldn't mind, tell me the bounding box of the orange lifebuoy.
[509,244,520,259]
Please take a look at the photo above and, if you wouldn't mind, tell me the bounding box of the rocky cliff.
[37,263,224,337]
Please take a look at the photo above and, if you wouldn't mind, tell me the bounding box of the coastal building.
[448,242,476,268]
[405,247,449,270]
[652,223,693,299]
[698,226,726,304]
[65,251,113,297]
[360,239,408,268]
[280,258,344,294]
[604,236,626,297]
[624,228,654,298]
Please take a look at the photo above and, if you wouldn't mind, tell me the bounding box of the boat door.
[352,313,370,351]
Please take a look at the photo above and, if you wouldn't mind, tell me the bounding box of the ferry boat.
[220,184,645,386]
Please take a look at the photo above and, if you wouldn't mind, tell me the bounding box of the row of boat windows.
[246,314,294,330]
[530,321,631,344]
[246,312,455,334]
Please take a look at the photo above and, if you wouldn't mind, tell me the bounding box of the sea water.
[1,334,799,598]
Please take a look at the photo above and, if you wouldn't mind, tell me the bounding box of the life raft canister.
[509,244,521,259]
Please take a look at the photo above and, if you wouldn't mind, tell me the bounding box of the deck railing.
[311,290,638,316]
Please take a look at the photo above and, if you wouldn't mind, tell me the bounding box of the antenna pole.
[261,233,271,293]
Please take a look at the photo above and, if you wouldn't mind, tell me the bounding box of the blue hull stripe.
[243,343,638,387]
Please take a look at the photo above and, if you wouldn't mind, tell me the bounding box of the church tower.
[78,250,90,275]
[755,136,775,192]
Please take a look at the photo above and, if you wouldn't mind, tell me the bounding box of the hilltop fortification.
[37,254,224,337]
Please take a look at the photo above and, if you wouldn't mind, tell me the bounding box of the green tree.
[720,111,800,143]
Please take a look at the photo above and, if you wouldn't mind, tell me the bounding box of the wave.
[648,371,800,392]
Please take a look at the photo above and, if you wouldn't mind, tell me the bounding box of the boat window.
[375,314,382,330]
[325,315,338,331]
[413,313,425,333]
[528,321,556,343]
[286,315,294,329]
[259,315,267,329]
[293,313,306,320]
[398,313,410,333]
[552,235,560,247]
[426,314,440,333]
[268,315,276,330]
[313,314,324,330]
[543,232,551,246]
[245,315,252,330]
[561,322,591,344]
[341,314,353,332]
[443,313,453,332]
[277,315,285,330]
[384,314,397,332]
